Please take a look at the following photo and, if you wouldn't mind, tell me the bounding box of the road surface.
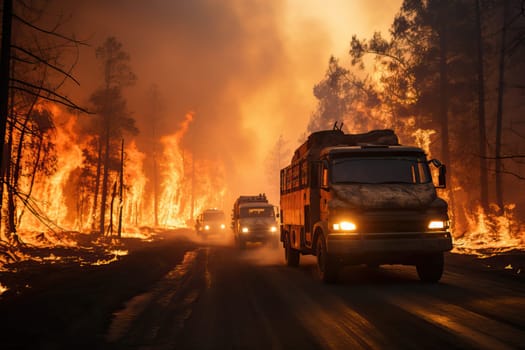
[106,239,525,350]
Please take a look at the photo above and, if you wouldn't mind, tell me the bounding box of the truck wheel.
[284,233,300,267]
[316,236,338,283]
[416,253,444,283]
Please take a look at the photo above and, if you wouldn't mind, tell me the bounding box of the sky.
[49,0,402,206]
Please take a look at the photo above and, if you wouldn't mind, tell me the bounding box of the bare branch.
[496,169,525,180]
[12,13,89,46]
[11,45,80,85]
[483,155,525,159]
[10,79,91,113]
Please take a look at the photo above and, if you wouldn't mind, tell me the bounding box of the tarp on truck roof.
[292,129,399,163]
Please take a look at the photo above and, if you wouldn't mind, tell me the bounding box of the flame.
[156,112,227,227]
[411,128,436,157]
[2,103,229,270]
[13,106,227,236]
[18,104,84,232]
[454,203,525,257]
[0,283,7,296]
[92,249,128,266]
[121,140,146,229]
[158,113,194,227]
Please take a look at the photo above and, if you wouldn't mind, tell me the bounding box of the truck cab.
[232,194,279,249]
[195,208,228,239]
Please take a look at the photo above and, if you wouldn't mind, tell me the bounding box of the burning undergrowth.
[0,228,173,298]
[453,204,525,257]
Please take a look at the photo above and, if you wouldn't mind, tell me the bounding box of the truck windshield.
[240,207,274,217]
[203,212,226,221]
[331,156,431,184]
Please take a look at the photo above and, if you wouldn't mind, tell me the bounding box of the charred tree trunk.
[4,112,14,237]
[108,181,116,236]
[91,136,102,231]
[99,127,110,235]
[153,147,158,227]
[0,0,13,237]
[495,0,508,213]
[117,138,123,238]
[475,0,489,212]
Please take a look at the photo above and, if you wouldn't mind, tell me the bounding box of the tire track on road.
[106,247,208,348]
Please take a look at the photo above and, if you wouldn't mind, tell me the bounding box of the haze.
[54,0,400,207]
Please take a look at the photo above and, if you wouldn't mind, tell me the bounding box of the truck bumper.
[326,232,452,261]
[240,231,279,243]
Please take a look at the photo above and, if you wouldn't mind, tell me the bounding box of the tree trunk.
[117,138,123,238]
[438,3,455,226]
[99,127,110,235]
[5,112,14,237]
[475,0,489,212]
[91,136,102,231]
[495,0,508,213]
[108,181,116,236]
[0,0,13,238]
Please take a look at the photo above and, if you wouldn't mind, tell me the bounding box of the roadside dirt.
[0,229,198,350]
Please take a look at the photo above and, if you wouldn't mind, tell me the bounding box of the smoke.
[48,0,398,213]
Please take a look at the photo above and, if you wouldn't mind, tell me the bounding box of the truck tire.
[416,253,444,283]
[284,232,300,267]
[316,236,338,283]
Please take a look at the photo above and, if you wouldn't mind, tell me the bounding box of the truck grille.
[357,211,429,233]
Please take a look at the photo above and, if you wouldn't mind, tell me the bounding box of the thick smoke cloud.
[50,0,398,209]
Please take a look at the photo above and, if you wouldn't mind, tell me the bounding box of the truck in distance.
[231,194,279,249]
[195,208,228,239]
[279,126,453,283]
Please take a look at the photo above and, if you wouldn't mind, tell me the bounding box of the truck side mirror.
[438,164,446,188]
[429,159,446,188]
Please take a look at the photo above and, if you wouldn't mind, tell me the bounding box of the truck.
[195,208,228,239]
[231,194,280,249]
[279,126,453,283]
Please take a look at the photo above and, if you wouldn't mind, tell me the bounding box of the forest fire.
[0,103,227,269]
[1,0,524,267]
[401,126,524,257]
[3,100,521,266]
[455,204,525,257]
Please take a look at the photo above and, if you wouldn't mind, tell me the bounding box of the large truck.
[231,194,279,249]
[279,127,453,283]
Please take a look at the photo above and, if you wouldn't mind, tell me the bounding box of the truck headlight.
[220,224,226,229]
[241,227,249,233]
[332,221,357,231]
[428,220,446,230]
[204,225,210,230]
[270,226,277,232]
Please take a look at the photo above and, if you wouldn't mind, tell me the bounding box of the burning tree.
[311,0,525,250]
[85,37,138,235]
[0,0,87,246]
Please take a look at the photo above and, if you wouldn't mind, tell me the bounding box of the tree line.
[305,0,525,234]
[0,0,143,252]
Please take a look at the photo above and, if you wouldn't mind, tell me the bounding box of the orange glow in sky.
[52,0,402,208]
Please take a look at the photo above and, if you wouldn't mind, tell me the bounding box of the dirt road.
[1,232,524,349]
[108,239,525,350]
